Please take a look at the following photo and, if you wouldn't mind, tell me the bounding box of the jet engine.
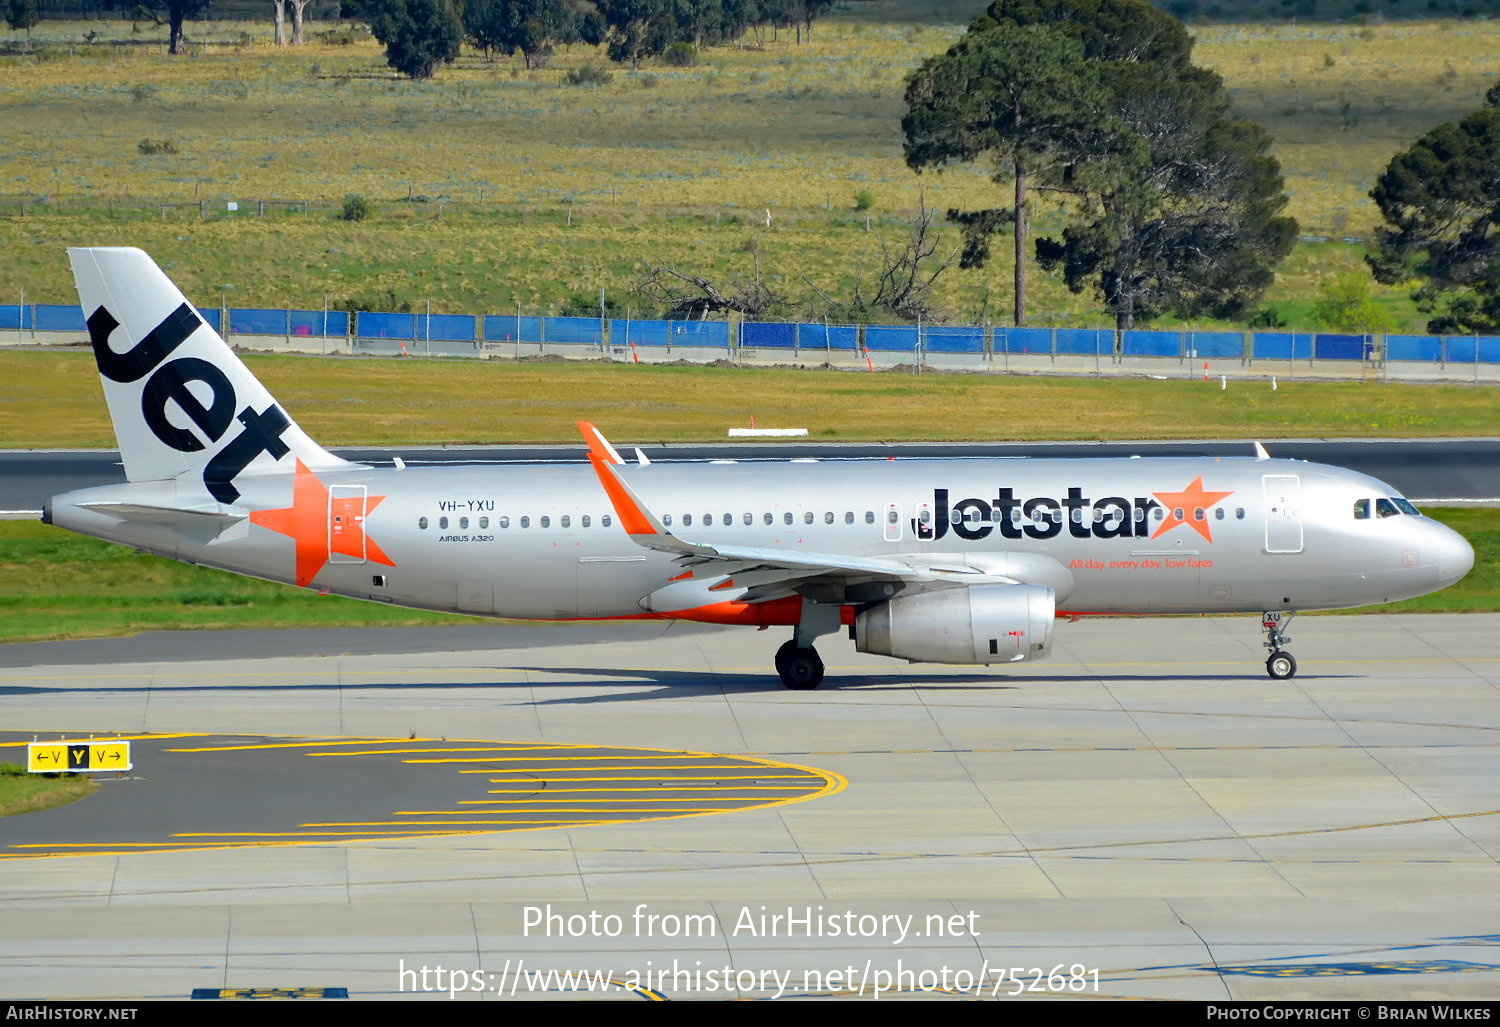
[854,584,1055,665]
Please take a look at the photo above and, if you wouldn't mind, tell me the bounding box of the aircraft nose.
[1431,520,1475,588]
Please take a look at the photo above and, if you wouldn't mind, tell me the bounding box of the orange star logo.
[1150,476,1234,542]
[249,460,395,587]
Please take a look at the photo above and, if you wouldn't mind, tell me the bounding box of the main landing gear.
[775,601,842,690]
[1262,611,1296,679]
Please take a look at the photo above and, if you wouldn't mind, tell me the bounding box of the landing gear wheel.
[1266,651,1297,680]
[775,641,824,690]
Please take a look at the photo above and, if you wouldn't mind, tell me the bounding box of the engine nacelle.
[855,584,1055,665]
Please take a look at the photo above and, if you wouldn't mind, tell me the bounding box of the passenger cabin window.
[440,516,449,529]
[785,512,794,525]
[499,516,509,529]
[845,512,855,525]
[764,513,773,525]
[866,511,875,524]
[602,515,612,527]
[743,513,753,526]
[520,516,530,528]
[460,517,469,529]
[824,512,834,524]
[560,515,570,528]
[582,515,591,527]
[1354,499,1370,520]
[804,512,814,524]
[682,514,692,526]
[540,515,551,528]
[479,517,489,529]
[419,516,428,529]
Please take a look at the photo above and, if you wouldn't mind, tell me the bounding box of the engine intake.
[855,584,1055,665]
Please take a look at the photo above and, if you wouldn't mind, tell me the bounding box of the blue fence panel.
[483,315,543,343]
[0,305,31,330]
[668,320,730,348]
[1188,332,1243,359]
[230,308,287,335]
[1440,335,1500,363]
[923,326,985,353]
[1252,332,1312,360]
[35,305,84,331]
[795,323,858,350]
[996,327,1053,354]
[288,310,349,337]
[541,316,603,345]
[864,326,918,352]
[1123,331,1180,357]
[614,319,672,347]
[416,314,475,342]
[1055,329,1112,355]
[1386,335,1441,362]
[741,322,797,349]
[1480,337,1500,363]
[357,312,416,339]
[200,308,222,332]
[1314,333,1370,361]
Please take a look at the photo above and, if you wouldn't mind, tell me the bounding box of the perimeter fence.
[5,302,1499,380]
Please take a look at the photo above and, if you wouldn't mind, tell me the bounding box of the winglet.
[589,457,687,545]
[577,421,625,466]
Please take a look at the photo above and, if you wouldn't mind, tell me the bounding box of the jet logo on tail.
[86,301,294,504]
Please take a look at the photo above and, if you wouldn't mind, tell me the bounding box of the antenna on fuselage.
[1253,441,1270,461]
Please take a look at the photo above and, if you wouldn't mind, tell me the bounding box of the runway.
[2,614,1499,1000]
[5,437,1500,511]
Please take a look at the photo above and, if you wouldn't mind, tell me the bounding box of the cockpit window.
[1376,498,1399,519]
[1353,499,1369,520]
[1394,498,1421,516]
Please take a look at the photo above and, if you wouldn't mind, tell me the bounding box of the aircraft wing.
[579,426,1025,588]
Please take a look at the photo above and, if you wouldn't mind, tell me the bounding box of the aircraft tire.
[1266,651,1297,680]
[778,645,824,690]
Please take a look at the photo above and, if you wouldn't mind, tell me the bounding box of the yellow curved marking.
[463,797,804,804]
[0,732,206,749]
[469,774,823,782]
[395,809,732,815]
[404,755,768,764]
[6,735,843,859]
[462,766,819,774]
[487,786,823,793]
[167,738,431,752]
[305,745,591,757]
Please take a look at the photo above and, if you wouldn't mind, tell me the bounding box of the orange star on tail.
[1150,476,1234,542]
[249,460,395,587]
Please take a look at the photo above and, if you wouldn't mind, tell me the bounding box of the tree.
[1309,272,1395,334]
[272,0,286,46]
[1036,63,1297,330]
[134,0,212,54]
[904,0,1295,331]
[904,24,1115,325]
[5,0,39,37]
[289,0,312,43]
[1367,102,1500,334]
[464,0,581,67]
[369,0,462,79]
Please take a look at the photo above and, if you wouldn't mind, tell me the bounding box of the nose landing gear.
[1262,611,1296,679]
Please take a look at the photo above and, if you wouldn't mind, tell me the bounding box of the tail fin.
[68,247,351,504]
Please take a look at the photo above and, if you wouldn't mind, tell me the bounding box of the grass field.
[2,6,1497,329]
[3,350,1499,448]
[1,507,1493,644]
[0,762,96,817]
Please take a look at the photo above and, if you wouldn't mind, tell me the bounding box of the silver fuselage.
[47,455,1474,621]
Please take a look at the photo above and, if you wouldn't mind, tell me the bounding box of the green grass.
[0,520,478,643]
[0,762,97,817]
[3,350,1498,449]
[0,508,1492,644]
[0,11,1496,329]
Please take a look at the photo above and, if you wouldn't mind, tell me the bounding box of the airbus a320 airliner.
[44,248,1474,688]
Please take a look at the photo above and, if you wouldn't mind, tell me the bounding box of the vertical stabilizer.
[68,247,351,503]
